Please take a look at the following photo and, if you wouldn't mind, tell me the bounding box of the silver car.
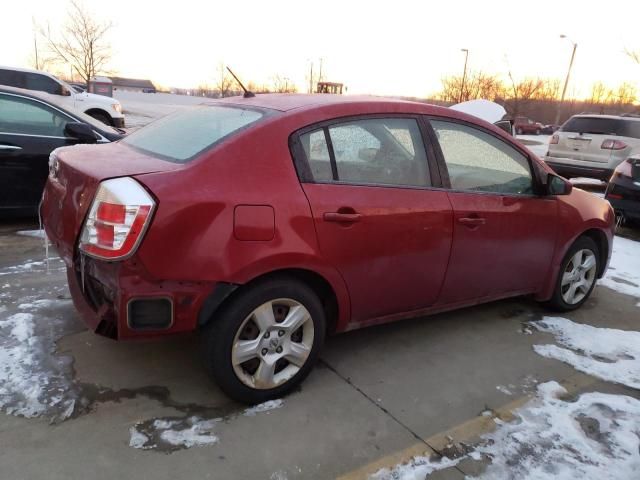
[545,114,640,181]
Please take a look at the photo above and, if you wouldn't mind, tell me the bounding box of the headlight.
[112,103,122,114]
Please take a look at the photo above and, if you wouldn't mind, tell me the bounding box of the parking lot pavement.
[1,220,639,479]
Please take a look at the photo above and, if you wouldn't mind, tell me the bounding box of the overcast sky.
[2,0,639,98]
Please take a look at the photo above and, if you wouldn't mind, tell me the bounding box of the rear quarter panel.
[133,117,352,331]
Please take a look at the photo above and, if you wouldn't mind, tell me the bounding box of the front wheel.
[545,236,600,312]
[87,111,112,126]
[201,277,326,404]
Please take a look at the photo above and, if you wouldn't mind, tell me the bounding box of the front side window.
[299,117,430,187]
[0,94,70,137]
[122,105,267,163]
[431,120,533,195]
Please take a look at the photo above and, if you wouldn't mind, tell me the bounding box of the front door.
[0,93,75,214]
[428,119,558,304]
[293,116,453,323]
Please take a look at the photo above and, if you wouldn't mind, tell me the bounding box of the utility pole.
[318,57,324,83]
[309,61,314,94]
[555,35,578,125]
[32,16,39,70]
[459,49,469,103]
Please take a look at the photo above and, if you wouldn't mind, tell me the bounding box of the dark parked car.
[0,86,123,217]
[42,94,614,403]
[541,124,560,135]
[605,155,640,224]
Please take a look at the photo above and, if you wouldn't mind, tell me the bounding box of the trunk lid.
[42,142,181,264]
[550,132,615,164]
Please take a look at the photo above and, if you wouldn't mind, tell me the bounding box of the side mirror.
[64,122,98,144]
[60,85,72,96]
[547,173,572,195]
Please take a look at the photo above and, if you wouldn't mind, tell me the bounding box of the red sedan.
[42,94,614,403]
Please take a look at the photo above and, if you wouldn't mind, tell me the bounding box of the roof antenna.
[226,67,255,98]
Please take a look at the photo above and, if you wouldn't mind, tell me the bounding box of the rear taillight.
[79,177,155,260]
[615,158,634,178]
[601,139,628,150]
[550,134,559,144]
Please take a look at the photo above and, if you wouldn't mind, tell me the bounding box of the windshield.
[121,105,267,163]
[561,117,640,139]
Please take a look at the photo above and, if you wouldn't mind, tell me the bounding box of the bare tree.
[625,48,640,65]
[39,0,112,85]
[214,63,235,98]
[271,75,297,93]
[439,71,504,103]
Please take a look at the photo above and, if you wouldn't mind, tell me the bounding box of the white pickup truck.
[0,66,125,128]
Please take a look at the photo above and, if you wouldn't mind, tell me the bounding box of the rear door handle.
[458,217,486,226]
[0,145,22,151]
[324,212,362,223]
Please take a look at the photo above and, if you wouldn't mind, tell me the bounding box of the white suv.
[545,114,640,181]
[0,66,125,128]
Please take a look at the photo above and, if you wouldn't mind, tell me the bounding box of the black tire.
[535,129,541,135]
[544,236,600,312]
[516,128,524,135]
[201,276,326,404]
[87,111,112,126]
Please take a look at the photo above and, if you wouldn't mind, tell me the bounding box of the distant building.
[110,76,156,93]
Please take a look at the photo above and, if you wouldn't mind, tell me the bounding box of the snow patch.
[495,385,513,396]
[16,230,47,239]
[129,398,285,451]
[371,454,462,480]
[474,381,640,479]
[0,294,80,421]
[600,236,640,300]
[243,399,284,416]
[532,316,640,389]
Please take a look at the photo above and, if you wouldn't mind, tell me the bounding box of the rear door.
[427,119,558,303]
[0,92,76,213]
[291,116,453,323]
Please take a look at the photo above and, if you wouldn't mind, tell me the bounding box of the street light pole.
[555,35,578,125]
[459,49,469,103]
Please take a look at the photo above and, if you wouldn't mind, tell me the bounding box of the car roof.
[0,65,56,76]
[570,114,640,122]
[0,84,68,107]
[210,93,448,114]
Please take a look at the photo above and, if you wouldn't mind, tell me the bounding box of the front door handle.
[324,212,362,223]
[0,145,22,151]
[458,217,486,226]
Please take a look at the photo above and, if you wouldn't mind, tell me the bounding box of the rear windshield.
[561,117,640,139]
[122,105,266,163]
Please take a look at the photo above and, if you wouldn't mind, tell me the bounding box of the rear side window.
[298,117,431,188]
[122,105,266,163]
[561,117,640,139]
[0,69,25,88]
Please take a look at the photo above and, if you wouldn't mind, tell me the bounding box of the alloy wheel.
[561,249,597,305]
[231,298,314,390]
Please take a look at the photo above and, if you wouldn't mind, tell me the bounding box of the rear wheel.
[535,128,541,135]
[516,127,524,135]
[545,236,599,311]
[201,277,326,404]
